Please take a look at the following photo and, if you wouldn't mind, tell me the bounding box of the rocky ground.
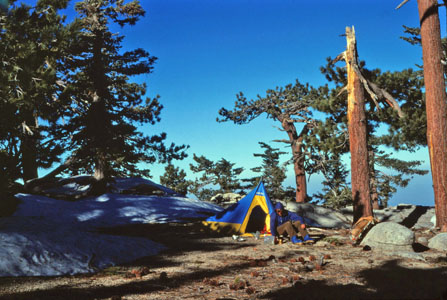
[1,222,447,300]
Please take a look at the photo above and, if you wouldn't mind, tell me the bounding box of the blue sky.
[131,0,434,206]
[25,0,437,205]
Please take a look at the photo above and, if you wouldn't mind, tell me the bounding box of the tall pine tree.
[59,0,187,192]
[246,142,289,201]
[0,0,72,184]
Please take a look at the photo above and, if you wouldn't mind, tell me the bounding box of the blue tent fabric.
[203,182,275,234]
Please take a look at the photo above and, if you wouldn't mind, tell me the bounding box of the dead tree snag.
[344,27,374,224]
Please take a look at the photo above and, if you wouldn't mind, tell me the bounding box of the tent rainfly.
[202,181,274,235]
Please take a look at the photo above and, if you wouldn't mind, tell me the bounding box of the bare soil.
[1,223,447,300]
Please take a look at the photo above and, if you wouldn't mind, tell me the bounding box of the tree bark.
[281,118,308,203]
[417,0,447,232]
[345,27,373,224]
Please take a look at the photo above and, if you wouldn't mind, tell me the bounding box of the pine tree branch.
[272,139,292,144]
[336,86,348,98]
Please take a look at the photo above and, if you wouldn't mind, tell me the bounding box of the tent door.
[244,205,267,233]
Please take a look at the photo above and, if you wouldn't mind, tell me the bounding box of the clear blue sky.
[27,0,438,206]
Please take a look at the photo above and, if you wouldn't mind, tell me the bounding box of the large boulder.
[285,202,351,229]
[428,233,447,251]
[360,222,415,251]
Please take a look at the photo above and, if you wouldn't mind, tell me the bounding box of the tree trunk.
[369,150,380,209]
[345,26,373,224]
[281,118,308,203]
[417,0,447,232]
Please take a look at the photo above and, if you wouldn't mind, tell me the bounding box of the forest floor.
[1,223,447,300]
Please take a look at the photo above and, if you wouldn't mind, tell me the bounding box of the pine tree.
[370,147,428,207]
[159,164,189,196]
[0,0,72,183]
[59,0,187,192]
[246,142,288,201]
[189,154,244,201]
[218,80,315,203]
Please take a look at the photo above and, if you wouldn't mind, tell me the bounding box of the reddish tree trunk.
[418,0,447,232]
[345,27,373,224]
[281,119,308,203]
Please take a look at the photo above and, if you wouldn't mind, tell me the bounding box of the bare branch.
[352,64,405,118]
[21,122,34,135]
[396,0,411,10]
[332,52,346,65]
[369,82,405,118]
[272,139,292,144]
[352,64,381,111]
[336,86,348,98]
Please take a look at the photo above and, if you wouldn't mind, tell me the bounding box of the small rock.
[417,236,428,245]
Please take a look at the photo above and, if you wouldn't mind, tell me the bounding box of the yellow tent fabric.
[202,182,275,235]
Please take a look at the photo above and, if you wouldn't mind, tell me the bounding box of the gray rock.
[361,222,415,251]
[385,251,425,261]
[373,205,435,230]
[285,202,351,229]
[209,193,242,208]
[417,236,429,245]
[428,233,447,251]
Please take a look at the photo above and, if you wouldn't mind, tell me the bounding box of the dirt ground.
[1,223,447,300]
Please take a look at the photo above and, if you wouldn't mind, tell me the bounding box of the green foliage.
[218,79,317,202]
[245,142,289,201]
[58,0,187,179]
[159,164,189,196]
[218,79,314,125]
[311,151,352,209]
[189,154,244,201]
[0,0,72,182]
[311,56,428,207]
[372,148,428,207]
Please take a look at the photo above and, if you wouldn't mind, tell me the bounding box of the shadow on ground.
[261,259,447,300]
[1,222,447,300]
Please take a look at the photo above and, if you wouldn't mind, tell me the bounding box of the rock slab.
[428,233,447,251]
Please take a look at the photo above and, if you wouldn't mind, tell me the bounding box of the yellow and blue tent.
[202,181,275,235]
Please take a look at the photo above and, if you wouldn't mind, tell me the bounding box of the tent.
[202,181,275,235]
